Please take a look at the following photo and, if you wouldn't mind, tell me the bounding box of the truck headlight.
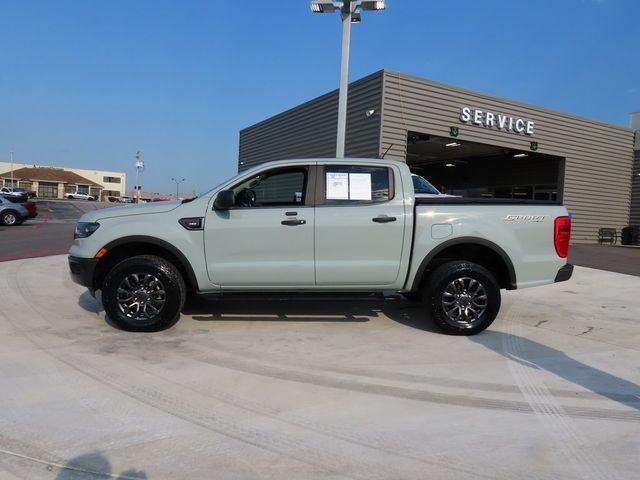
[74,222,100,239]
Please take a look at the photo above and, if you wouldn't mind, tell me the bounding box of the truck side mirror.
[214,190,235,210]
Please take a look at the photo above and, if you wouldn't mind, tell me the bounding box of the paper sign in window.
[348,173,372,200]
[326,172,349,200]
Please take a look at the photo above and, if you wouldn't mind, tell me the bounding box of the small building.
[239,70,639,243]
[0,162,126,200]
[1,167,103,199]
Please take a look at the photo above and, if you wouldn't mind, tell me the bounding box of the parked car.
[69,158,573,334]
[0,196,29,226]
[65,191,96,201]
[118,196,132,203]
[0,187,36,198]
[0,195,37,218]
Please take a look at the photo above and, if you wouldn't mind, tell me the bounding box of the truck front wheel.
[102,255,186,332]
[424,261,501,335]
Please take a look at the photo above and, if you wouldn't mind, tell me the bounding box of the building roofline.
[381,69,635,133]
[240,70,385,133]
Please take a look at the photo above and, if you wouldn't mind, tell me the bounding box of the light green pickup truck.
[69,158,572,335]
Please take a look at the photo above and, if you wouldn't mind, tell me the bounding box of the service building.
[239,70,639,243]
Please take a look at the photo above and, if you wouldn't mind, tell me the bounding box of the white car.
[66,191,96,201]
[0,187,26,197]
[118,196,132,203]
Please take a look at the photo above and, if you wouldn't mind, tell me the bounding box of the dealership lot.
[0,256,638,479]
[0,200,115,262]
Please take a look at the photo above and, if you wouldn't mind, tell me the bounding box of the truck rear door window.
[323,166,392,204]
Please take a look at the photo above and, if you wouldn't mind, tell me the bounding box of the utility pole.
[171,177,185,200]
[135,151,144,203]
[310,1,386,158]
[10,151,14,189]
[335,1,354,158]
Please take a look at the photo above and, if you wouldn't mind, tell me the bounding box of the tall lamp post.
[9,151,14,189]
[135,151,144,203]
[310,0,386,158]
[171,177,185,199]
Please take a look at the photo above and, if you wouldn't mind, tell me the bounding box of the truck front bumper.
[554,264,574,283]
[68,255,99,292]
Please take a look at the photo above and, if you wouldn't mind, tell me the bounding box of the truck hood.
[78,200,183,223]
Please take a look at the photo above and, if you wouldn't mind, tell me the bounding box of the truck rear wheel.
[102,254,186,332]
[424,261,500,335]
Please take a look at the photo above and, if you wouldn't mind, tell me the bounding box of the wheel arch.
[410,237,517,293]
[94,236,199,292]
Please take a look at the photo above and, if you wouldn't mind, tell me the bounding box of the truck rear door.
[314,163,407,286]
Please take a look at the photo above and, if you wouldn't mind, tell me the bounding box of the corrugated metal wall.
[381,71,635,243]
[630,146,640,225]
[238,72,383,171]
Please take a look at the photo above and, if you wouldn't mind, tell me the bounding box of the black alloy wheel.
[424,261,501,335]
[102,254,186,332]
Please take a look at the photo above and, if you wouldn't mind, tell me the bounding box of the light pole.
[310,1,386,158]
[135,151,144,203]
[9,151,14,190]
[171,177,185,199]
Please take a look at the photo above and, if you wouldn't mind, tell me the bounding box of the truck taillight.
[554,216,571,258]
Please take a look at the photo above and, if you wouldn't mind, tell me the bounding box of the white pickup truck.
[68,158,572,335]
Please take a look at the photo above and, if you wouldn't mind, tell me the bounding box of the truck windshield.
[412,174,441,195]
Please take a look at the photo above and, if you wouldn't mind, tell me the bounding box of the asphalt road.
[568,244,640,277]
[0,200,113,262]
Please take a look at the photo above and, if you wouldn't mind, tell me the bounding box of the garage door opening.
[405,131,564,201]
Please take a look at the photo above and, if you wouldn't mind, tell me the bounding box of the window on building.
[38,182,58,198]
[103,176,122,183]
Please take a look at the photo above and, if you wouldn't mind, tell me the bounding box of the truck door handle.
[281,219,306,226]
[372,215,397,223]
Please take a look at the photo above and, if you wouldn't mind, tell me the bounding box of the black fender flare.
[101,235,199,291]
[410,237,517,292]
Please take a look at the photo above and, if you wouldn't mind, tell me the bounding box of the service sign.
[460,106,535,136]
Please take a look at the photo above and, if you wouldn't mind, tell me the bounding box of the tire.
[424,261,501,336]
[102,254,186,332]
[1,211,22,226]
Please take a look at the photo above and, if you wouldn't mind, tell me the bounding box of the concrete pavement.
[0,256,638,479]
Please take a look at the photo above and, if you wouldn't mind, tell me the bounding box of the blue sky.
[1,0,638,194]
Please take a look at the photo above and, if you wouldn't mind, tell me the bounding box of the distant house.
[0,167,103,199]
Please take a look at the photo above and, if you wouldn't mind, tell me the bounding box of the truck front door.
[205,166,315,287]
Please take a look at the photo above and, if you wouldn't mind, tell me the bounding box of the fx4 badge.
[504,215,546,223]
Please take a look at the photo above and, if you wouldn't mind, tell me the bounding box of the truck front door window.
[232,169,306,208]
